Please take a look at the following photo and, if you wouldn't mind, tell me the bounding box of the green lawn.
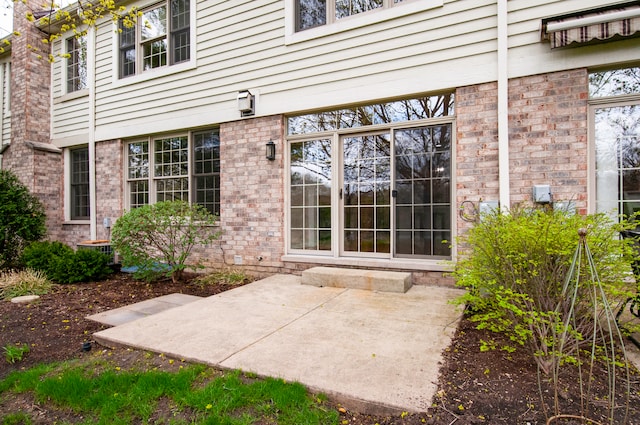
[0,357,339,425]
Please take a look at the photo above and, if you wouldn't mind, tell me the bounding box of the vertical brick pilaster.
[455,82,500,234]
[197,115,286,273]
[508,69,588,213]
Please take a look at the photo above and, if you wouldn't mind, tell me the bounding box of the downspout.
[497,0,510,210]
[88,26,97,240]
[0,62,4,168]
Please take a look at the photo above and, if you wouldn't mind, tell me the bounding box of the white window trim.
[284,0,444,45]
[64,146,91,224]
[63,34,88,96]
[284,115,457,266]
[124,129,220,212]
[588,94,640,215]
[111,0,196,87]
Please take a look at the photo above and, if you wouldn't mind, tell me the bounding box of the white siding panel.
[93,0,499,139]
[507,0,640,77]
[52,96,91,140]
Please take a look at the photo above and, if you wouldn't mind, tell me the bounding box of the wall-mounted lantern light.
[237,90,255,117]
[266,140,276,161]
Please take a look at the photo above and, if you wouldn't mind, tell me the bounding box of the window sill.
[281,254,454,272]
[285,0,444,45]
[53,89,89,104]
[63,220,91,225]
[111,60,197,89]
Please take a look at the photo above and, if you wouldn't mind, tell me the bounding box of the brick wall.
[455,82,500,234]
[508,69,588,213]
[2,1,63,240]
[95,140,124,241]
[195,115,285,274]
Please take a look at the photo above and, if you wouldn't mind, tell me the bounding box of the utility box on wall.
[533,185,551,204]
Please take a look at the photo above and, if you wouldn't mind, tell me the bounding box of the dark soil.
[1,273,640,424]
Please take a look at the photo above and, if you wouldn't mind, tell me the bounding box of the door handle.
[339,188,343,199]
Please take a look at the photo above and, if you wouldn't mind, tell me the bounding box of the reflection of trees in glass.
[336,0,383,19]
[128,142,149,179]
[595,105,640,216]
[297,0,326,31]
[589,67,640,98]
[288,94,455,135]
[142,6,167,40]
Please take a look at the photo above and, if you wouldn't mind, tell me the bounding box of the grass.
[194,268,250,286]
[0,357,339,425]
[0,269,52,300]
[3,343,30,364]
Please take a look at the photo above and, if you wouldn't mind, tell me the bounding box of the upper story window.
[296,0,409,31]
[119,0,191,78]
[66,36,87,93]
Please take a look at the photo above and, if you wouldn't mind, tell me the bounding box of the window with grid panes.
[119,0,190,78]
[125,129,220,213]
[66,36,87,93]
[296,0,409,31]
[70,147,90,220]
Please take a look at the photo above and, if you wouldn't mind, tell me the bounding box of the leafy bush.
[111,201,220,283]
[0,269,52,300]
[453,206,635,374]
[21,241,113,284]
[0,170,47,269]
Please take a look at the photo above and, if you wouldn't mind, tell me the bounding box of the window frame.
[65,35,88,94]
[285,0,443,44]
[125,129,221,216]
[285,95,455,263]
[66,146,91,222]
[118,0,192,80]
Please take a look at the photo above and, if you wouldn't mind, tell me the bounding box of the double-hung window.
[70,147,90,220]
[119,0,191,78]
[125,129,220,215]
[66,36,87,93]
[296,0,410,31]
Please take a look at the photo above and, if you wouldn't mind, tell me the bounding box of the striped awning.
[542,2,640,49]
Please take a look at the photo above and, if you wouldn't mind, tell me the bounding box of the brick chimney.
[3,0,62,235]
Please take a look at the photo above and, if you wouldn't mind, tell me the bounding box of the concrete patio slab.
[92,274,465,414]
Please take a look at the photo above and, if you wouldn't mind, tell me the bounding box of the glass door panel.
[394,125,452,258]
[342,134,391,255]
[595,104,640,219]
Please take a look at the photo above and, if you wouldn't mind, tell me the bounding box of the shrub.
[21,241,113,284]
[453,206,635,374]
[0,269,52,300]
[0,170,47,269]
[111,201,220,283]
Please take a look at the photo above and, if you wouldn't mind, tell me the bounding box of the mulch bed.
[1,273,639,424]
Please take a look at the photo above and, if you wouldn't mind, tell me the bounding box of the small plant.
[21,241,113,284]
[111,201,220,283]
[0,170,47,270]
[3,343,30,364]
[0,269,52,300]
[194,268,250,286]
[453,205,635,375]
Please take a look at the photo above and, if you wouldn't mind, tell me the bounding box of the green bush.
[453,206,635,374]
[21,241,113,284]
[111,201,220,283]
[0,170,47,269]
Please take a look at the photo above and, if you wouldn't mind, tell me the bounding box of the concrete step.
[301,267,412,293]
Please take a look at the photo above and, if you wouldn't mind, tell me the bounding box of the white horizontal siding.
[507,0,640,77]
[59,0,639,142]
[52,96,90,141]
[93,0,499,139]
